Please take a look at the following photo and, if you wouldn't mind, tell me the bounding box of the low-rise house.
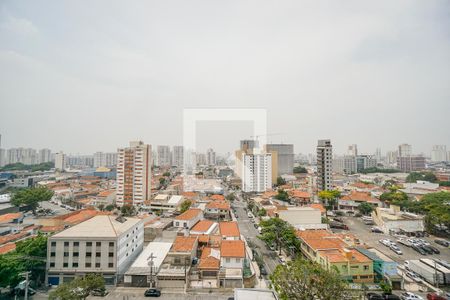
[219,221,241,240]
[371,205,425,235]
[205,200,231,220]
[144,195,184,211]
[289,190,311,205]
[278,207,327,230]
[190,220,218,235]
[46,215,144,286]
[157,236,198,288]
[173,209,203,230]
[338,191,381,213]
[220,240,246,288]
[296,229,374,283]
[400,181,440,199]
[198,247,221,279]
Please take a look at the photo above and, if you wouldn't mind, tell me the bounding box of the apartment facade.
[172,146,184,168]
[55,152,66,171]
[94,152,117,168]
[116,141,152,207]
[157,145,172,167]
[241,153,272,193]
[264,144,294,175]
[38,148,52,164]
[206,148,216,166]
[317,139,333,191]
[46,215,144,286]
[431,145,448,162]
[397,155,425,172]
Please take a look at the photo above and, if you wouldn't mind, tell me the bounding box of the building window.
[86,242,92,247]
[108,262,114,268]
[86,252,92,257]
[50,262,55,267]
[85,262,91,268]
[63,263,68,268]
[235,258,240,263]
[63,252,69,257]
[363,265,369,270]
[109,242,114,247]
[96,252,101,257]
[95,263,100,268]
[64,242,69,247]
[73,252,79,257]
[51,242,56,247]
[73,242,79,247]
[73,262,78,268]
[109,252,114,257]
[226,258,230,263]
[96,242,101,247]
[50,252,55,257]
[175,222,179,226]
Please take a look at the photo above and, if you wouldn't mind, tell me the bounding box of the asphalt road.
[230,192,280,276]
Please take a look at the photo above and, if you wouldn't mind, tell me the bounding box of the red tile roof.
[206,200,230,210]
[175,209,202,221]
[219,221,240,238]
[210,194,225,201]
[172,236,198,252]
[0,243,16,254]
[341,191,378,203]
[0,213,22,224]
[220,240,245,258]
[190,220,215,233]
[198,247,220,269]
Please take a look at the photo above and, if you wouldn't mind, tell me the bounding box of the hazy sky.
[1,1,449,156]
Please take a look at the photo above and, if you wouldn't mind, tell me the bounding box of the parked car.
[384,294,401,300]
[91,288,108,297]
[330,222,348,230]
[371,227,383,233]
[412,245,426,255]
[144,288,161,297]
[259,265,268,276]
[420,245,434,255]
[427,245,440,254]
[405,271,423,283]
[400,292,423,300]
[434,239,449,247]
[426,293,447,300]
[366,292,384,300]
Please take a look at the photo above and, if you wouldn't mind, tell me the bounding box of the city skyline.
[1,1,450,154]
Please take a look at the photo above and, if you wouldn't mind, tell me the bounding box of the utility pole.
[147,252,156,288]
[20,271,31,300]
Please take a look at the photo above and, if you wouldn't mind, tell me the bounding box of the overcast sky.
[1,1,449,156]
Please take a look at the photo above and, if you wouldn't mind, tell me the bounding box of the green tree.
[406,172,438,183]
[379,190,408,207]
[0,234,47,288]
[276,176,287,186]
[439,181,450,187]
[49,273,105,300]
[179,200,192,213]
[318,190,341,211]
[120,204,136,216]
[104,204,115,211]
[11,187,54,214]
[257,208,267,217]
[162,171,171,177]
[270,259,347,300]
[259,218,299,255]
[159,177,166,185]
[274,189,289,201]
[225,193,236,201]
[98,204,105,211]
[293,166,307,174]
[379,280,392,294]
[358,202,373,215]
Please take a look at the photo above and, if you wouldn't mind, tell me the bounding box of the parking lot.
[341,216,450,265]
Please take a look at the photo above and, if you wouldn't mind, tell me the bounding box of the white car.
[405,271,423,283]
[400,292,423,300]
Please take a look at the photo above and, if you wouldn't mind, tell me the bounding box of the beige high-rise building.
[55,152,66,171]
[116,141,152,207]
[317,139,333,191]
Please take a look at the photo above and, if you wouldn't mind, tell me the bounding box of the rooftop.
[0,213,22,224]
[190,220,216,234]
[198,247,220,269]
[175,209,202,221]
[206,200,230,210]
[220,240,245,258]
[171,236,198,252]
[219,221,240,237]
[52,215,142,238]
[125,242,172,275]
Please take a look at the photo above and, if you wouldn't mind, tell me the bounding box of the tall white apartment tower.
[317,139,333,191]
[206,148,216,166]
[398,144,412,157]
[431,145,447,162]
[241,153,272,193]
[39,149,52,163]
[55,152,66,171]
[157,145,171,167]
[347,144,358,156]
[172,146,184,168]
[116,141,152,207]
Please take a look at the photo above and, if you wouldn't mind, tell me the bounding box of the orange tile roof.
[40,225,65,233]
[341,191,378,203]
[296,229,332,240]
[97,190,115,197]
[53,209,110,225]
[220,240,245,258]
[175,209,202,221]
[172,236,198,252]
[182,192,198,198]
[262,191,277,199]
[198,247,220,269]
[210,194,225,201]
[320,248,371,263]
[290,190,311,198]
[0,231,29,245]
[206,200,230,210]
[219,221,240,237]
[0,213,22,224]
[309,203,326,214]
[352,182,376,189]
[0,243,16,254]
[191,220,215,233]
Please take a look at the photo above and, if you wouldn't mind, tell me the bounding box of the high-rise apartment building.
[196,153,206,166]
[116,141,152,207]
[356,155,377,172]
[55,152,66,171]
[240,140,259,152]
[206,148,216,166]
[39,148,52,164]
[172,146,184,168]
[398,144,412,157]
[397,156,425,172]
[94,152,117,168]
[156,145,172,167]
[333,156,357,175]
[241,152,272,192]
[431,145,448,162]
[347,144,358,156]
[264,144,294,175]
[317,139,333,191]
[0,148,5,167]
[6,148,38,165]
[386,151,398,166]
